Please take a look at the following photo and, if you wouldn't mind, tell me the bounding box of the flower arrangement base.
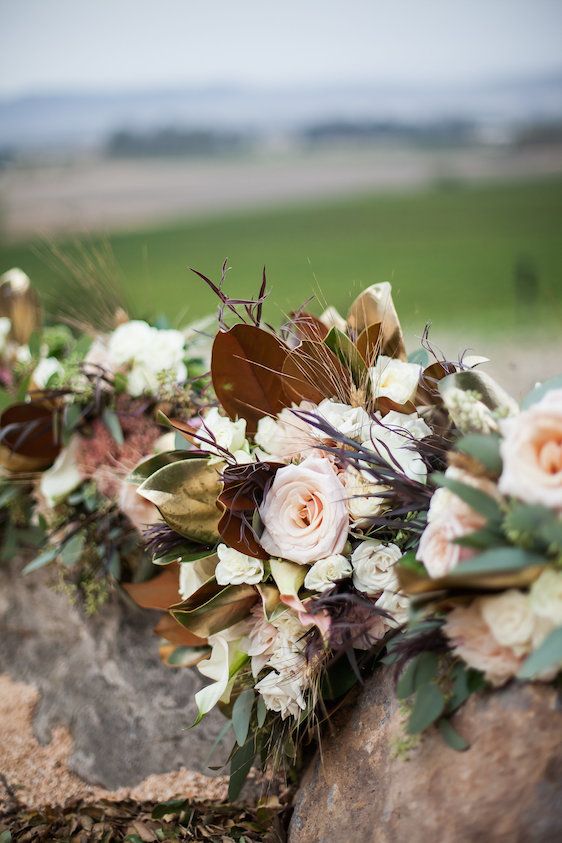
[289,667,562,843]
[0,560,224,790]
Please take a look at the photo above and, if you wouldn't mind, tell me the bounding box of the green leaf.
[433,472,503,523]
[232,689,255,747]
[504,502,554,537]
[102,408,124,446]
[408,348,430,367]
[539,518,562,552]
[0,388,11,413]
[518,627,562,679]
[166,645,211,667]
[457,433,502,475]
[256,695,267,727]
[407,682,445,734]
[60,532,86,568]
[175,430,191,450]
[128,450,200,484]
[447,663,485,713]
[22,546,58,575]
[324,326,366,386]
[453,546,544,576]
[154,545,212,566]
[396,656,419,699]
[151,798,189,820]
[228,737,255,801]
[397,550,426,576]
[414,652,439,688]
[521,374,562,409]
[438,718,469,751]
[0,830,12,843]
[454,527,504,550]
[73,334,93,359]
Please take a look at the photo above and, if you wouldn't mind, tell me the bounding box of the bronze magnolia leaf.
[154,612,208,647]
[347,282,407,361]
[398,562,545,596]
[282,339,353,405]
[171,583,258,637]
[356,322,382,365]
[0,402,61,472]
[211,323,290,434]
[289,311,329,343]
[122,562,183,610]
[137,457,223,544]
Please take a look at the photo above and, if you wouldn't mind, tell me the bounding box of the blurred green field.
[1,176,561,337]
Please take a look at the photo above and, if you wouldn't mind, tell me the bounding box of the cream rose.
[369,356,421,405]
[198,407,250,463]
[499,389,562,510]
[479,589,535,657]
[255,670,307,719]
[215,543,264,586]
[375,588,409,628]
[529,569,562,627]
[304,554,352,592]
[351,539,402,595]
[254,401,318,461]
[342,466,388,527]
[259,456,349,565]
[361,410,431,482]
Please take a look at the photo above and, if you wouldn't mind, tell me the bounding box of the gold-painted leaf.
[347,282,406,361]
[171,584,258,638]
[137,457,223,543]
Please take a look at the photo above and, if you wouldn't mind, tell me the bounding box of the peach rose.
[417,469,500,578]
[258,455,349,564]
[499,389,562,510]
[444,600,522,687]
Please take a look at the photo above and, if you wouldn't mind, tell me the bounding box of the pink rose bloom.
[259,455,349,564]
[444,600,523,687]
[118,480,160,534]
[417,469,499,578]
[499,389,562,511]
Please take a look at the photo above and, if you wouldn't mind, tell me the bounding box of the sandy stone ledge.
[0,674,228,812]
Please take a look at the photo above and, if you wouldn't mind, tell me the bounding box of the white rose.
[108,320,153,367]
[480,590,535,657]
[351,540,402,595]
[529,569,562,627]
[0,267,31,293]
[317,399,372,442]
[15,345,31,365]
[32,356,64,389]
[215,543,264,586]
[361,410,431,482]
[198,408,248,460]
[126,363,160,397]
[39,437,84,507]
[139,328,185,373]
[375,588,409,628]
[0,317,11,354]
[342,466,388,527]
[304,554,352,592]
[255,670,307,720]
[369,356,421,405]
[254,402,317,461]
[499,389,562,510]
[179,553,218,600]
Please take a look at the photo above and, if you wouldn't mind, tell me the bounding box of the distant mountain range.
[1,71,562,150]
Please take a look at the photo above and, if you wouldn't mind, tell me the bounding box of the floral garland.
[123,266,560,800]
[0,267,214,609]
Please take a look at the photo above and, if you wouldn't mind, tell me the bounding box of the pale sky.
[1,0,561,97]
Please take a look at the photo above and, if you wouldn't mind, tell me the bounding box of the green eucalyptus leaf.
[151,798,190,820]
[22,546,58,575]
[457,433,502,475]
[521,374,562,409]
[453,546,544,576]
[228,737,255,801]
[408,348,430,367]
[60,531,86,567]
[102,408,124,446]
[407,682,445,734]
[396,655,419,699]
[256,695,267,727]
[518,627,562,679]
[438,718,469,751]
[232,689,255,747]
[433,472,503,523]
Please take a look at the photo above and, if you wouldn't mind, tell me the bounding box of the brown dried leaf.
[347,282,407,361]
[282,340,352,405]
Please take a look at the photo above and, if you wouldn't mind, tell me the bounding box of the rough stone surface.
[290,667,562,843]
[0,561,223,790]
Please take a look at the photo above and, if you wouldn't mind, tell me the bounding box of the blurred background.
[0,0,561,381]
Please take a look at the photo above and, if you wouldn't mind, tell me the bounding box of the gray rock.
[290,666,562,843]
[0,561,224,790]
